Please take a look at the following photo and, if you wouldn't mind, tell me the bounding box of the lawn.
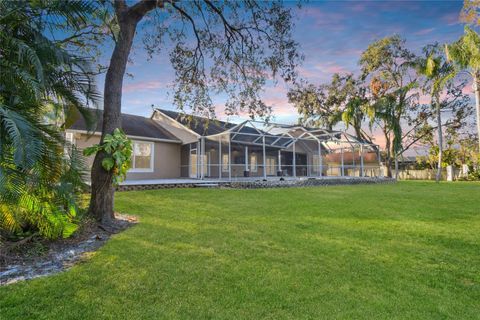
[1,181,479,319]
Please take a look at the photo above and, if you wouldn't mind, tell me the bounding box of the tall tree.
[360,35,418,178]
[446,26,480,153]
[287,74,372,142]
[89,0,301,224]
[415,44,456,182]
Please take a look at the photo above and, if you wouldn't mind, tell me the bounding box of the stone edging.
[224,177,395,189]
[116,177,395,191]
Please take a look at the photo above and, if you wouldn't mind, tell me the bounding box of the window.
[130,141,154,172]
[250,154,257,172]
[222,154,229,172]
[65,132,75,144]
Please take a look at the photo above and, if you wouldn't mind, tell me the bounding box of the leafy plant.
[0,1,99,240]
[84,129,132,185]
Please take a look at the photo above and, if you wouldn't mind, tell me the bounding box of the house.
[67,108,381,182]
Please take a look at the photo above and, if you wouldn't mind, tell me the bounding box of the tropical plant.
[446,26,480,153]
[360,35,418,178]
[415,44,456,182]
[0,0,100,239]
[84,129,133,186]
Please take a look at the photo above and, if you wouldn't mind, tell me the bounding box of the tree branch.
[114,0,128,15]
[128,0,159,21]
[170,2,205,78]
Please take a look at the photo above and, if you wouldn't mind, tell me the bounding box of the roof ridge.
[155,108,231,126]
[78,106,158,120]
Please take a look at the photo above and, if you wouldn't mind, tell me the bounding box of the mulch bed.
[0,213,137,286]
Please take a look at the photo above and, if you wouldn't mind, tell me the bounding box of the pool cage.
[180,120,382,180]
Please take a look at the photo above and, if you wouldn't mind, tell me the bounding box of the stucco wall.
[71,132,181,180]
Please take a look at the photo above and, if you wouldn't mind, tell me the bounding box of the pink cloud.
[123,80,167,93]
[462,81,474,95]
[350,3,367,12]
[418,94,430,105]
[414,28,435,36]
[441,12,460,26]
[297,7,347,31]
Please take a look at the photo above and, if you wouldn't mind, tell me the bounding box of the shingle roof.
[69,108,180,142]
[157,109,262,136]
[157,109,237,136]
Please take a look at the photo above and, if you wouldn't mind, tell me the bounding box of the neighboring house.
[67,108,381,182]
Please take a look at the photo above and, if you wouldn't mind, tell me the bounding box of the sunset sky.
[97,0,468,152]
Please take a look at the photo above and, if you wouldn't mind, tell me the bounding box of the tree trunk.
[474,75,480,153]
[394,153,399,180]
[88,15,138,224]
[384,129,392,178]
[353,122,363,142]
[435,96,443,183]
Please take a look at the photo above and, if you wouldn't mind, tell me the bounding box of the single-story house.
[67,108,382,182]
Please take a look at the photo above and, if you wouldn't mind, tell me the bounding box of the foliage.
[417,129,478,170]
[359,35,419,177]
[468,168,480,180]
[137,0,302,119]
[460,0,480,27]
[2,183,480,318]
[0,0,99,239]
[446,26,480,72]
[446,25,480,152]
[415,43,459,181]
[84,129,132,186]
[287,74,373,142]
[416,44,456,100]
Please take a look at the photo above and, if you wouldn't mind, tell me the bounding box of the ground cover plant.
[1,181,479,319]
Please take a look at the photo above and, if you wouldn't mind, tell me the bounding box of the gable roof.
[69,108,180,142]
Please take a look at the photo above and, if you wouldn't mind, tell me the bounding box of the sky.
[96,0,469,153]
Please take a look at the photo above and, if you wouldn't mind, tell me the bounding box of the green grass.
[1,181,480,319]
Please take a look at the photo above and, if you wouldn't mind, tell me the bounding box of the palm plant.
[446,26,480,153]
[0,0,100,239]
[416,44,456,182]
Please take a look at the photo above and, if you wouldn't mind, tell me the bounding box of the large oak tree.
[89,0,301,224]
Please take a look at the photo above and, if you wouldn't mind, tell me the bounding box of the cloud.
[414,28,435,36]
[123,80,167,93]
[350,3,367,12]
[296,7,348,32]
[441,12,460,26]
[462,81,474,95]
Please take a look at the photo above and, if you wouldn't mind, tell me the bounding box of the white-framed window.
[65,132,75,144]
[250,153,257,172]
[130,141,154,172]
[222,154,229,172]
